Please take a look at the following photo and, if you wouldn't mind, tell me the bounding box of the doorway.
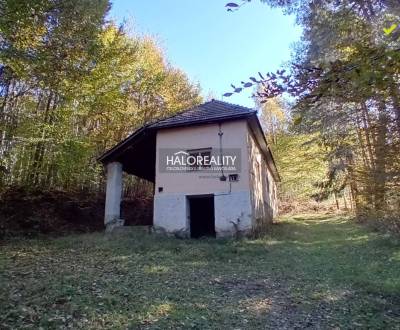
[188,195,215,238]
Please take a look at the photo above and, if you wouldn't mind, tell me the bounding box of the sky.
[109,0,302,108]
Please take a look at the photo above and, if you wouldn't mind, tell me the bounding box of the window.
[186,148,212,171]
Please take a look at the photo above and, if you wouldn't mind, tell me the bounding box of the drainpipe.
[218,123,226,181]
[215,122,232,196]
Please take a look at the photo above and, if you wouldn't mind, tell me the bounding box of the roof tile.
[149,99,256,128]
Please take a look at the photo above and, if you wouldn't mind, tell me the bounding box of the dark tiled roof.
[98,99,280,182]
[98,100,256,163]
[149,99,256,128]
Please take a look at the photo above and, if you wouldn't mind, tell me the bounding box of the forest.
[0,0,202,234]
[0,0,399,235]
[229,0,400,232]
[1,1,399,329]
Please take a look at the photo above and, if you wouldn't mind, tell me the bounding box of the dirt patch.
[210,276,351,329]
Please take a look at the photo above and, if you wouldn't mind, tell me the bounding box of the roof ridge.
[211,99,256,112]
[147,100,257,129]
[147,101,213,127]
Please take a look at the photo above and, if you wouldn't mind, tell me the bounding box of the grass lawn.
[1,214,399,329]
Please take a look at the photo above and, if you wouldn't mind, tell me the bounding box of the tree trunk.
[361,102,376,170]
[373,106,388,211]
[355,107,371,169]
[334,192,339,210]
[29,92,54,186]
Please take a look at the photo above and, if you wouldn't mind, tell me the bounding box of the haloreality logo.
[159,148,241,173]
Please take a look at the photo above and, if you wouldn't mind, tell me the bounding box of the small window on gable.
[186,148,212,171]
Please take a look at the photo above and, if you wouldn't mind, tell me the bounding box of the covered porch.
[98,127,157,230]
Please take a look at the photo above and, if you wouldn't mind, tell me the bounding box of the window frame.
[186,147,212,171]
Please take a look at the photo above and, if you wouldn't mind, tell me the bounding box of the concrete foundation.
[153,190,253,238]
[214,191,253,237]
[104,162,123,228]
[153,194,188,236]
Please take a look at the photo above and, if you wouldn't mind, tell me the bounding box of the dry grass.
[1,213,399,329]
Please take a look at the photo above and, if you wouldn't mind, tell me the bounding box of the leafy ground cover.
[1,214,399,329]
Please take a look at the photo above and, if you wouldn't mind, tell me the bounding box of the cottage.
[98,100,280,237]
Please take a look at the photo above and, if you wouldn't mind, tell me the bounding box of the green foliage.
[273,133,327,201]
[227,0,400,224]
[256,97,331,209]
[257,96,288,144]
[286,1,400,220]
[0,1,201,192]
